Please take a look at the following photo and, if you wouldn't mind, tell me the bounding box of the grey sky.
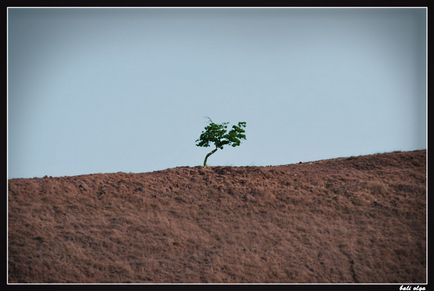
[8,8,426,178]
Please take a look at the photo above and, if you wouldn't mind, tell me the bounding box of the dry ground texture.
[8,150,426,283]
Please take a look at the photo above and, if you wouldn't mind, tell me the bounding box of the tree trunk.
[203,148,218,167]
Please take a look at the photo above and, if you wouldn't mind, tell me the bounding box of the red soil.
[8,150,426,283]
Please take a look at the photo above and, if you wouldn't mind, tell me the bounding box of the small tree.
[196,119,247,167]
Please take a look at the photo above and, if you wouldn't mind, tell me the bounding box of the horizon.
[8,148,426,179]
[8,8,427,179]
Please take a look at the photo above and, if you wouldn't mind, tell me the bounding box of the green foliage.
[195,119,247,166]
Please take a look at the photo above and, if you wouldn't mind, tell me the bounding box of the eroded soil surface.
[8,150,426,283]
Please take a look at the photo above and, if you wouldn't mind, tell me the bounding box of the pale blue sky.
[8,8,426,178]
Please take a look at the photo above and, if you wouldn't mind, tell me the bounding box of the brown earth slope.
[8,150,426,283]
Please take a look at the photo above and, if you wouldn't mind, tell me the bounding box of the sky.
[8,8,426,178]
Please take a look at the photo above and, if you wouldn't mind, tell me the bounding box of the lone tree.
[196,118,247,167]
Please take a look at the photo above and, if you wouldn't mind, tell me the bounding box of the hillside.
[8,150,426,283]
